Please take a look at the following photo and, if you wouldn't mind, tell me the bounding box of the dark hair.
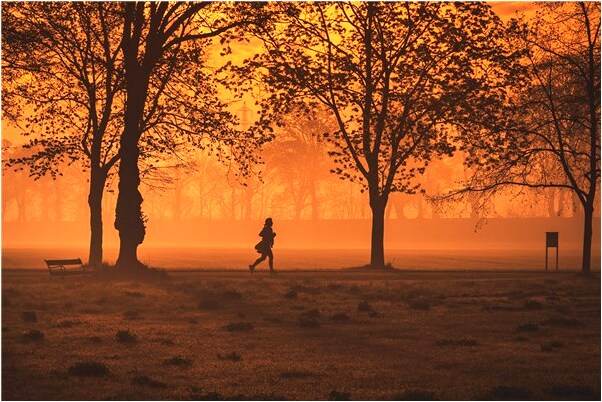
[265,217,273,225]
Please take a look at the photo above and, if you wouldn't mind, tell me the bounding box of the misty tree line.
[2,2,599,272]
[2,136,588,224]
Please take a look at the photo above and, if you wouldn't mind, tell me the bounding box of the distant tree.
[458,2,600,272]
[230,2,523,267]
[266,108,334,220]
[2,2,123,265]
[115,2,268,269]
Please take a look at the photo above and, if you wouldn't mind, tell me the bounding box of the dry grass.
[2,269,600,400]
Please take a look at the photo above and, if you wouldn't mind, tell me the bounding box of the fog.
[3,211,600,271]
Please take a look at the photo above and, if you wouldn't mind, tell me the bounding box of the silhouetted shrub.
[392,389,438,400]
[541,341,563,352]
[516,323,539,332]
[221,290,242,300]
[284,290,298,299]
[54,320,81,329]
[299,309,321,328]
[358,301,378,316]
[87,336,102,344]
[223,322,254,332]
[131,375,167,388]
[21,329,44,343]
[123,310,141,320]
[21,311,37,323]
[116,330,137,344]
[68,362,109,377]
[198,298,221,310]
[218,352,242,362]
[331,312,350,322]
[522,300,542,310]
[163,356,192,367]
[357,301,373,312]
[436,339,478,347]
[541,316,581,327]
[489,385,533,400]
[329,390,351,401]
[298,317,320,328]
[190,390,223,401]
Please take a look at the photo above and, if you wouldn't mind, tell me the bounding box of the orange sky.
[489,1,537,19]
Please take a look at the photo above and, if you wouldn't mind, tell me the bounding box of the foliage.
[1,2,123,179]
[228,2,523,197]
[455,2,601,271]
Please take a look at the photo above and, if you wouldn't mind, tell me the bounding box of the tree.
[458,2,600,272]
[115,2,267,268]
[231,2,523,267]
[266,108,333,220]
[2,2,123,265]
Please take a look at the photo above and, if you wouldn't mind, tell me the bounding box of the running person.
[249,217,276,273]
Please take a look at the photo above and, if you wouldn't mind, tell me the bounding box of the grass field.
[2,269,600,400]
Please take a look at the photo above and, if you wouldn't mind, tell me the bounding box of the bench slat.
[45,259,83,266]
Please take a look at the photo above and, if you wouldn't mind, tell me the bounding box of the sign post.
[545,232,559,271]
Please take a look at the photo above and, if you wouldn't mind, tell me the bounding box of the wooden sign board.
[545,232,559,271]
[546,232,559,248]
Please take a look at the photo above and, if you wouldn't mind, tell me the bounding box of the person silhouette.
[249,217,276,274]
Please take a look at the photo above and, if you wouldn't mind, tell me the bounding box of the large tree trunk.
[369,194,387,268]
[88,167,108,266]
[114,71,147,270]
[115,136,145,269]
[581,204,593,273]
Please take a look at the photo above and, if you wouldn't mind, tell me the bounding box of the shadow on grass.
[435,339,478,347]
[116,330,137,344]
[68,362,109,377]
[391,389,438,400]
[21,311,37,323]
[223,322,254,332]
[544,385,598,400]
[163,356,192,367]
[131,375,167,389]
[217,352,242,362]
[329,390,351,400]
[484,385,534,400]
[20,329,44,343]
[280,371,317,379]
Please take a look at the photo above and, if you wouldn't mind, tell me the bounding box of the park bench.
[45,258,92,277]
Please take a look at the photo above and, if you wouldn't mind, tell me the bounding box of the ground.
[1,269,600,400]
